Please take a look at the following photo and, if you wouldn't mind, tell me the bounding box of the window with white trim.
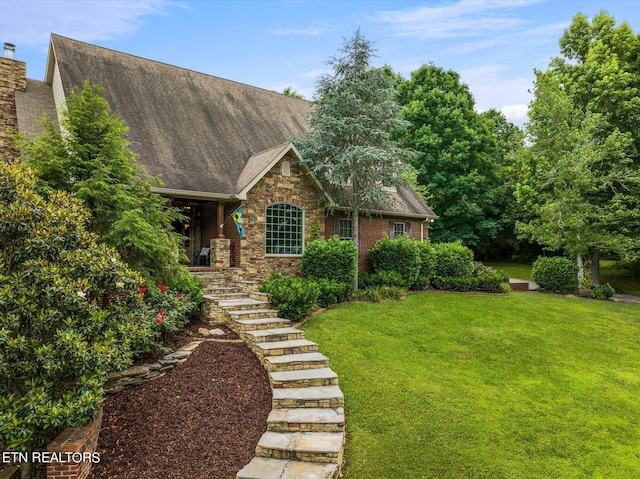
[338,218,353,241]
[266,203,304,255]
[394,222,406,238]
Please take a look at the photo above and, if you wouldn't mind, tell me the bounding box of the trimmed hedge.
[369,235,421,288]
[433,242,474,277]
[260,273,319,322]
[302,236,358,284]
[532,256,578,294]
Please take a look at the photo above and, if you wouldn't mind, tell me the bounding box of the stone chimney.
[1,42,27,163]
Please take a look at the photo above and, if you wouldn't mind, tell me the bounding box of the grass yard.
[487,261,640,296]
[303,292,640,478]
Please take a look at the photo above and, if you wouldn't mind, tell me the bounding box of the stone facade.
[241,155,326,280]
[0,57,26,163]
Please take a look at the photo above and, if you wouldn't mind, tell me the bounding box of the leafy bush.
[593,283,616,301]
[369,234,422,288]
[532,256,578,294]
[165,269,204,312]
[260,273,319,322]
[302,236,358,284]
[413,241,436,290]
[140,283,200,338]
[0,163,154,452]
[314,278,353,308]
[432,242,474,277]
[351,286,406,302]
[432,276,475,292]
[359,270,407,289]
[475,272,510,293]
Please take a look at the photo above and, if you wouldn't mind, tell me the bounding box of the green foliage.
[19,80,187,283]
[351,286,405,302]
[260,273,319,322]
[302,236,358,284]
[414,241,436,289]
[0,163,154,451]
[140,283,200,338]
[359,270,407,289]
[431,276,475,292]
[295,30,415,284]
[313,278,353,308]
[369,235,422,288]
[396,65,505,246]
[164,270,204,310]
[432,242,474,277]
[532,257,579,294]
[593,283,616,301]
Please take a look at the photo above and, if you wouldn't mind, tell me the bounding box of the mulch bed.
[88,325,272,479]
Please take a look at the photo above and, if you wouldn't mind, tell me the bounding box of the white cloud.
[269,24,332,36]
[501,104,529,125]
[369,0,545,39]
[0,0,173,48]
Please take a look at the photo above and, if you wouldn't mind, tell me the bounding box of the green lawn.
[487,261,640,296]
[303,293,640,478]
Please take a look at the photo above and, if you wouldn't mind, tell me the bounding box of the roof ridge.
[50,33,311,103]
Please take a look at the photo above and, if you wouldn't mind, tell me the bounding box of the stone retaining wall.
[104,340,203,394]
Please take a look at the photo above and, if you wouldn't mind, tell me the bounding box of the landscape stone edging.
[104,340,204,394]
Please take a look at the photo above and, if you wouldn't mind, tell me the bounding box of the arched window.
[265,203,304,255]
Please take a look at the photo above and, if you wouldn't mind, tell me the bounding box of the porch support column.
[217,201,225,238]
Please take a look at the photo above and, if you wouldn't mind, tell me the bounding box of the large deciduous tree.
[19,80,185,283]
[295,29,413,288]
[396,65,503,247]
[514,11,640,284]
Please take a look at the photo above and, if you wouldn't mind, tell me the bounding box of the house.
[0,35,437,281]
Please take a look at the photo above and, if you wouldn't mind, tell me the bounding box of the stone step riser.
[264,356,330,372]
[233,318,292,331]
[221,303,272,312]
[271,376,339,389]
[236,457,339,479]
[272,397,344,410]
[255,430,344,465]
[244,329,305,344]
[267,422,345,434]
[254,344,318,358]
[229,310,280,321]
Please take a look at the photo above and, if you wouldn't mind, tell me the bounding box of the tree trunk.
[591,249,600,286]
[352,209,360,290]
[20,460,32,479]
[577,253,584,289]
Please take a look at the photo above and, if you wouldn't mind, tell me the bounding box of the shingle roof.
[15,79,58,138]
[16,34,436,219]
[48,34,312,196]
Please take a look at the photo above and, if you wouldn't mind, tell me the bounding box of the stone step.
[234,317,292,331]
[217,298,272,311]
[264,352,330,372]
[244,327,305,344]
[254,339,318,357]
[236,457,338,479]
[228,309,280,321]
[255,431,344,464]
[272,386,344,409]
[270,368,339,389]
[204,291,247,300]
[268,407,345,433]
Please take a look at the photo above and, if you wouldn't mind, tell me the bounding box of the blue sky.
[1,0,639,125]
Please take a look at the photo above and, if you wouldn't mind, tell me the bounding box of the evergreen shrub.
[302,236,357,284]
[531,256,578,294]
[369,234,421,288]
[260,273,319,322]
[432,241,474,277]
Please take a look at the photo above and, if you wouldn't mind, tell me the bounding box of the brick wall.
[0,57,27,163]
[241,155,325,280]
[46,409,102,479]
[325,213,428,272]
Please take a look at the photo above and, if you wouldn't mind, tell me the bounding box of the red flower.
[139,287,146,296]
[176,293,183,298]
[158,308,165,315]
[156,316,165,324]
[160,284,168,292]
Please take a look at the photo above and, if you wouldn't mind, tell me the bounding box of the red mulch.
[88,327,272,479]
